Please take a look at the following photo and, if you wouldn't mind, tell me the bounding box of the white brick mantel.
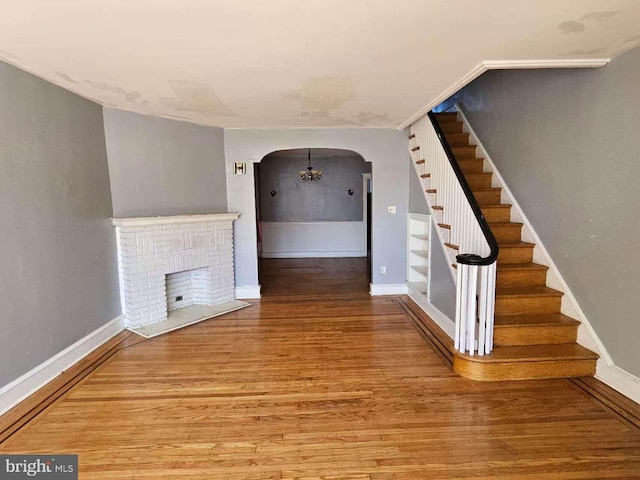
[112,213,240,328]
[112,213,240,228]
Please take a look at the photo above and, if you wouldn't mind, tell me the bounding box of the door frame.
[362,173,372,257]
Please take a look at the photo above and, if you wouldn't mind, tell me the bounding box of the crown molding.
[398,58,611,130]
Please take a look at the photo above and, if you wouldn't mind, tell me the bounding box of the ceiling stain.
[580,11,619,22]
[558,11,619,37]
[282,90,300,102]
[297,109,357,126]
[56,72,80,84]
[85,80,121,91]
[158,112,195,122]
[0,50,19,62]
[84,79,144,104]
[354,111,390,125]
[624,34,640,44]
[558,20,585,34]
[160,81,234,117]
[286,77,356,111]
[124,91,142,103]
[299,109,329,118]
[559,48,605,57]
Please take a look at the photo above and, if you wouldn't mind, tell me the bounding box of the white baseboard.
[369,283,408,296]
[235,285,262,299]
[407,285,455,338]
[261,251,366,258]
[595,361,640,404]
[0,315,125,417]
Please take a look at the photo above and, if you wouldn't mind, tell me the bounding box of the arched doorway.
[254,148,372,298]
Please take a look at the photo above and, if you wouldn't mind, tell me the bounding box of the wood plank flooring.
[259,257,371,300]
[1,259,639,478]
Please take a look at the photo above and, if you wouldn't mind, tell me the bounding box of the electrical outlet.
[387,206,396,214]
[380,266,387,274]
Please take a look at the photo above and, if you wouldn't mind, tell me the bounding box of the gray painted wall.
[408,160,429,215]
[451,46,640,376]
[408,159,456,318]
[103,108,227,218]
[0,62,120,386]
[429,222,456,320]
[260,150,370,222]
[225,129,409,287]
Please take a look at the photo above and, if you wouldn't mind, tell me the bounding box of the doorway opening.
[254,148,372,298]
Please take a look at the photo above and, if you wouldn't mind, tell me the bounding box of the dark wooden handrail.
[427,111,499,266]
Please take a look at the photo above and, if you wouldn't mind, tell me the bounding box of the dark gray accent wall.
[451,46,640,376]
[103,108,227,218]
[259,150,370,222]
[0,62,120,386]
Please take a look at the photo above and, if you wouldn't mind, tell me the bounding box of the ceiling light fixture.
[298,148,322,181]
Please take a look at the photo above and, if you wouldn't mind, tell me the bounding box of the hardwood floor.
[259,257,371,300]
[1,262,639,478]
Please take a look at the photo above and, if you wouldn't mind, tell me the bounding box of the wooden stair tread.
[452,145,476,150]
[444,133,470,145]
[495,313,580,327]
[496,286,563,298]
[499,241,535,248]
[465,172,493,177]
[496,262,548,272]
[489,221,523,227]
[451,146,477,158]
[482,204,512,209]
[438,121,463,130]
[456,344,598,363]
[471,188,503,205]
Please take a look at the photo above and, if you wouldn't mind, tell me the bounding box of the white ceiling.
[2,0,640,129]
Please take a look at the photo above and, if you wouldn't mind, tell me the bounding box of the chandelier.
[298,148,322,181]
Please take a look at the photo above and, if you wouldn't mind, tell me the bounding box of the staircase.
[432,112,598,381]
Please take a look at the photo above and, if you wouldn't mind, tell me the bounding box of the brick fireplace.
[112,213,240,329]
